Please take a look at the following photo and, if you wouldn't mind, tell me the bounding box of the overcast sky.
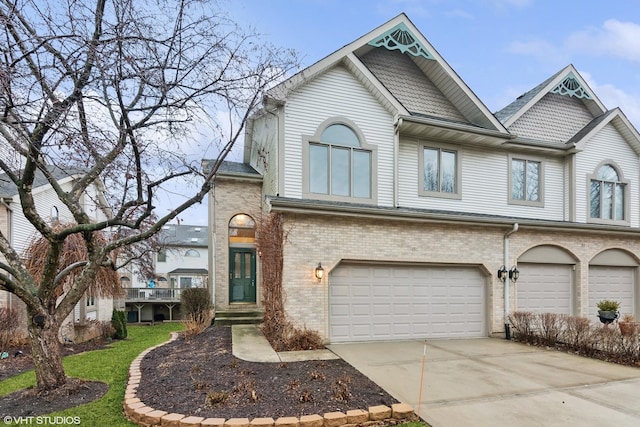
[177,0,640,225]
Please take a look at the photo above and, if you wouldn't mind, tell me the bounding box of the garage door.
[329,264,486,343]
[589,266,635,319]
[516,263,572,314]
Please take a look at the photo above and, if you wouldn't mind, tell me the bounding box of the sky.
[177,0,640,225]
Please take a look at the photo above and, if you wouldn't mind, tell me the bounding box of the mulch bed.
[137,325,398,419]
[0,338,111,417]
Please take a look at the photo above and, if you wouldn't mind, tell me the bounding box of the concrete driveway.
[328,338,640,427]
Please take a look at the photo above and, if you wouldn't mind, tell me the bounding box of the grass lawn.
[0,322,183,426]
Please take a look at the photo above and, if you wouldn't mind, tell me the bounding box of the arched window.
[185,249,200,257]
[229,214,256,245]
[305,119,376,201]
[590,164,627,222]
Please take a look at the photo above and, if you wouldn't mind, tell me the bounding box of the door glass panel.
[244,253,251,278]
[234,253,241,279]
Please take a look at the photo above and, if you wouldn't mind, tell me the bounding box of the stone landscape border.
[123,332,418,427]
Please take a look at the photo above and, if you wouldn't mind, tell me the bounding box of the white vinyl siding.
[398,139,565,220]
[329,264,486,342]
[575,124,639,227]
[283,66,394,205]
[249,113,279,197]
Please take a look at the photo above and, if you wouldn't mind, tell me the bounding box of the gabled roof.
[0,165,87,197]
[158,224,209,247]
[496,65,607,128]
[265,13,508,134]
[568,108,640,154]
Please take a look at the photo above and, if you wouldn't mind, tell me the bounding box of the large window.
[590,164,627,222]
[418,144,460,198]
[510,157,543,206]
[305,121,376,201]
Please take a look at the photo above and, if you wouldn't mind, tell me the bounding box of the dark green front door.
[229,248,256,303]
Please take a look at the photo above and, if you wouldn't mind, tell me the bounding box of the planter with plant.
[597,300,620,324]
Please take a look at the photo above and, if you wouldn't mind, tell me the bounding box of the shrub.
[536,313,565,346]
[111,309,127,340]
[564,316,593,351]
[509,311,536,342]
[181,288,213,338]
[0,306,19,352]
[596,300,621,312]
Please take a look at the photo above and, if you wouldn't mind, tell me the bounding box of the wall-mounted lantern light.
[509,266,520,283]
[497,265,508,282]
[314,263,324,281]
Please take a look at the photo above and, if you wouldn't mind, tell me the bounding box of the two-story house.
[206,13,640,343]
[121,224,209,322]
[0,166,114,343]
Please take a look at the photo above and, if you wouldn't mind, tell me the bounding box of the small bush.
[536,312,565,346]
[111,309,127,340]
[0,306,20,351]
[205,390,228,406]
[564,316,593,351]
[509,311,536,342]
[596,300,621,312]
[181,288,213,338]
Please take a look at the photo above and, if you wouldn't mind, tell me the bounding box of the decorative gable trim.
[367,22,435,60]
[550,72,591,99]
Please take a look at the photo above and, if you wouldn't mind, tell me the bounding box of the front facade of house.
[120,224,209,322]
[0,167,114,343]
[208,14,640,343]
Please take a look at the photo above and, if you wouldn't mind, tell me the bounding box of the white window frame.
[303,117,377,203]
[417,142,461,199]
[588,161,629,225]
[508,155,544,207]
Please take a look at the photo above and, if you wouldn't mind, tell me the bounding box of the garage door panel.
[330,264,486,342]
[517,264,572,315]
[589,266,634,319]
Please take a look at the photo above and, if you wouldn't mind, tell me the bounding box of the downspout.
[393,118,402,208]
[504,223,519,339]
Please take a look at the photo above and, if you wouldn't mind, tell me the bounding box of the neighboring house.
[205,13,640,343]
[121,224,209,322]
[0,166,113,343]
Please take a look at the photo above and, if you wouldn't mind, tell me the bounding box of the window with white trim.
[418,143,461,198]
[305,121,376,202]
[509,157,543,206]
[589,164,627,222]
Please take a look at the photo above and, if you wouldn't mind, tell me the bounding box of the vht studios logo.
[3,416,81,425]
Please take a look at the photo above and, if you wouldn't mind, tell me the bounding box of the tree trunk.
[27,308,66,391]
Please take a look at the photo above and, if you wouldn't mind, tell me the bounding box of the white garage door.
[516,263,572,314]
[329,264,486,343]
[589,266,635,319]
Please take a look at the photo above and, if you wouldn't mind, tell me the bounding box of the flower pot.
[619,321,639,336]
[598,310,619,324]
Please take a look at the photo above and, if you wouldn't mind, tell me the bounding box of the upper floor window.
[157,249,167,263]
[305,120,376,202]
[510,157,543,207]
[418,144,461,199]
[185,249,200,257]
[590,164,627,222]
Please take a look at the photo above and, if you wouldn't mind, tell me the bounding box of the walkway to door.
[328,338,640,427]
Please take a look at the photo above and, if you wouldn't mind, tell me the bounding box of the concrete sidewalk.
[329,338,640,427]
[231,324,338,362]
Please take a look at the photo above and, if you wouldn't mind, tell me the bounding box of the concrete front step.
[215,310,263,326]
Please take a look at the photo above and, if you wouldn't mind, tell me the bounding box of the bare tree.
[0,0,299,391]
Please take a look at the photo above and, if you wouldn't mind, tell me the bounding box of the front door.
[229,248,256,303]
